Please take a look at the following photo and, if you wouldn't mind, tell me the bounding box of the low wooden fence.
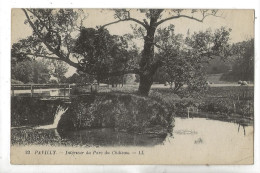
[11,83,100,98]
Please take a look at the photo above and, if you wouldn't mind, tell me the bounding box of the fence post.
[187,107,190,118]
[68,84,71,97]
[64,85,66,97]
[248,100,250,113]
[30,85,34,97]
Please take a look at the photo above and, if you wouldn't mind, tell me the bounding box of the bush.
[57,93,174,136]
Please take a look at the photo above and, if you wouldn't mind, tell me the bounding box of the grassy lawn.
[79,83,254,125]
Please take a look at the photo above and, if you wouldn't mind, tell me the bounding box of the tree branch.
[100,11,148,29]
[156,10,221,26]
[26,9,50,30]
[156,15,204,26]
[26,53,60,60]
[22,9,80,70]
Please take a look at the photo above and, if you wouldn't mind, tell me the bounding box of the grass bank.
[150,86,254,125]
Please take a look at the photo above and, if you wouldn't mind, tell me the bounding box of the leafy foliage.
[48,60,69,82]
[221,39,254,82]
[73,27,139,79]
[12,60,51,84]
[154,26,231,94]
[58,93,174,135]
[65,73,95,84]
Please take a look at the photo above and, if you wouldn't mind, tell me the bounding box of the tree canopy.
[11,59,51,84]
[12,9,235,95]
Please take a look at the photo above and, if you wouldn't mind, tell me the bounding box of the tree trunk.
[138,73,154,96]
[137,22,158,96]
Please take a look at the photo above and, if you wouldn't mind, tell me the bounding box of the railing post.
[64,85,66,97]
[68,84,71,97]
[30,84,34,97]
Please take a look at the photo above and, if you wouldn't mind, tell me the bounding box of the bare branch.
[156,10,222,26]
[100,10,148,29]
[156,15,203,26]
[101,18,148,29]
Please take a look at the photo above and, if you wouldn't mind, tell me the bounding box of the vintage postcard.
[10,8,254,164]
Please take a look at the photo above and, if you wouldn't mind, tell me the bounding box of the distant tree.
[66,73,81,84]
[48,60,69,83]
[12,59,51,84]
[66,72,95,84]
[203,56,231,74]
[154,27,231,92]
[220,39,254,82]
[107,76,123,87]
[134,74,140,83]
[231,39,254,81]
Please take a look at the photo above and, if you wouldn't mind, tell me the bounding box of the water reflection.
[59,128,166,146]
[11,127,166,147]
[11,117,253,148]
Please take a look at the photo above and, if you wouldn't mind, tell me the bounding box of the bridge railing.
[11,83,101,97]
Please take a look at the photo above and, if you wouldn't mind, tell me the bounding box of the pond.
[11,117,253,148]
[11,96,253,164]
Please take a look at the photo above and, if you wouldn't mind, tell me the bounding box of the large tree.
[154,27,231,92]
[14,9,229,95]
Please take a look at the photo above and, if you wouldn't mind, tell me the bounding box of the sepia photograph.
[10,8,254,165]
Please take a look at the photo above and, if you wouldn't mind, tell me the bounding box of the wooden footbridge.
[11,83,101,101]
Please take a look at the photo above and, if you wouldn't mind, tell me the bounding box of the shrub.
[57,93,174,136]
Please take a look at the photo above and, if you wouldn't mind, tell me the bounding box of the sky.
[11,9,255,76]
